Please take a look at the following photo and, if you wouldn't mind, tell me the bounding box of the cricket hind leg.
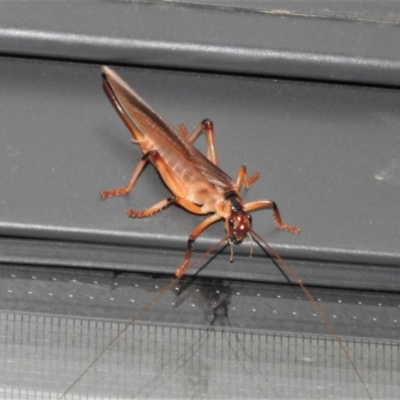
[114,150,209,218]
[179,119,218,165]
[128,196,210,218]
[100,150,175,215]
[244,200,300,234]
[100,151,152,198]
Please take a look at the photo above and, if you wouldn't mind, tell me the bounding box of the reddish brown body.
[100,66,299,277]
[60,67,373,400]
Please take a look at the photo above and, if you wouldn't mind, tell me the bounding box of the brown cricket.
[100,66,300,277]
[59,67,373,399]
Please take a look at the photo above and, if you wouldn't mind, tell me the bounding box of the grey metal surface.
[172,0,400,22]
[1,3,399,399]
[1,265,399,399]
[171,0,399,22]
[1,57,400,288]
[1,236,398,292]
[1,1,400,86]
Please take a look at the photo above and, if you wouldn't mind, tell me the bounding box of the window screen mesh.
[1,311,399,399]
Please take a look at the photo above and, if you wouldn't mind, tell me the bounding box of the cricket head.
[224,194,252,245]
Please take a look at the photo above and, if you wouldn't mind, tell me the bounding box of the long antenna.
[59,236,228,399]
[250,228,373,400]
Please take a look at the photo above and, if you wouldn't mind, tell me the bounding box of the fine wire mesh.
[1,311,399,400]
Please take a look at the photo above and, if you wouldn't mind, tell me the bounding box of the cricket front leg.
[236,165,260,190]
[244,200,300,234]
[175,213,222,278]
